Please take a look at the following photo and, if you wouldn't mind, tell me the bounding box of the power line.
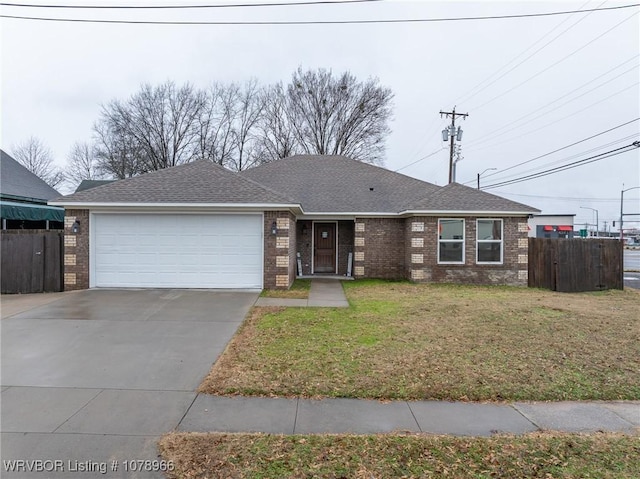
[452,0,597,107]
[466,10,639,111]
[405,118,447,162]
[490,190,640,203]
[480,133,639,184]
[464,82,640,154]
[394,147,445,172]
[482,142,640,190]
[464,55,639,149]
[0,0,379,8]
[460,119,640,185]
[1,3,638,25]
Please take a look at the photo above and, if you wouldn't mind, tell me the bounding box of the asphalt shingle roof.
[1,149,61,202]
[74,179,115,193]
[51,155,538,214]
[410,182,540,213]
[241,155,441,213]
[53,160,296,205]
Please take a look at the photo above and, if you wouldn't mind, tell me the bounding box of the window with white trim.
[476,219,503,264]
[438,219,464,263]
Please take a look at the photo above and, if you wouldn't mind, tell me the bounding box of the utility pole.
[452,145,463,183]
[440,107,468,184]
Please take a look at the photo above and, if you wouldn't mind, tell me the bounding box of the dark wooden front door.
[314,223,336,273]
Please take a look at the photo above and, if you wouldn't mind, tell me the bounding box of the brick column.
[63,209,90,290]
[353,220,366,278]
[407,218,429,282]
[517,220,529,285]
[264,212,296,289]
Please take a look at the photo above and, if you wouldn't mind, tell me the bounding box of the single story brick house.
[50,155,539,291]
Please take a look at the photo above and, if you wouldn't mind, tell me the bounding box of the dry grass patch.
[200,281,640,401]
[159,431,640,479]
[260,279,311,299]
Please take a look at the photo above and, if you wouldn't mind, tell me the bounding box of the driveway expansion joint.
[405,401,423,433]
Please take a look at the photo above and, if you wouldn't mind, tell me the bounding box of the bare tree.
[195,80,266,171]
[229,79,265,171]
[11,137,65,188]
[255,83,298,163]
[93,121,144,179]
[94,81,206,174]
[196,82,237,167]
[65,141,104,188]
[88,71,394,177]
[276,67,393,165]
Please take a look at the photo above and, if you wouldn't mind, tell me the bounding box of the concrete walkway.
[178,396,639,436]
[254,278,349,308]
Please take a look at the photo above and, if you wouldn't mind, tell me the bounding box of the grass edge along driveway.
[200,280,640,402]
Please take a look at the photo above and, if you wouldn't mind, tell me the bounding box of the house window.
[438,219,464,263]
[476,219,503,264]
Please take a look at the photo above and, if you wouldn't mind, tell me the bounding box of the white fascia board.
[298,212,399,219]
[48,201,302,212]
[401,210,537,216]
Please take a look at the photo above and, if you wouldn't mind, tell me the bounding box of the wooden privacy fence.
[1,231,63,294]
[528,238,623,292]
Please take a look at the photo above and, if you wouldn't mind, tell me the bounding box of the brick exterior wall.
[62,209,90,291]
[405,216,529,286]
[296,220,312,275]
[337,221,354,276]
[263,211,296,289]
[353,217,406,279]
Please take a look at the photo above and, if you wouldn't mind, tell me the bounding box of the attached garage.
[92,213,263,289]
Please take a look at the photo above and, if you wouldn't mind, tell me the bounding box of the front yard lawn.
[200,281,640,401]
[159,432,640,479]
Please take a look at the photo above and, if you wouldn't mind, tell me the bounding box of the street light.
[620,186,640,242]
[579,206,599,237]
[477,168,497,189]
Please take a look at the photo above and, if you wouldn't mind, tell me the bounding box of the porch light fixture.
[71,219,81,234]
[271,221,277,235]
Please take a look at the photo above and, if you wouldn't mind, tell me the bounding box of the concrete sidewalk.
[255,279,349,308]
[178,396,640,436]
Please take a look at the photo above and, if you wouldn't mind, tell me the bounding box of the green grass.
[260,279,311,299]
[160,432,640,479]
[200,281,640,401]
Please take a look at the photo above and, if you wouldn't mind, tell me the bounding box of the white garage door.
[93,214,263,289]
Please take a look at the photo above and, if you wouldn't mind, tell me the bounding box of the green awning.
[0,200,64,222]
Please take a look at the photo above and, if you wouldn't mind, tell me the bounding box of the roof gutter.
[400,209,540,216]
[47,201,305,215]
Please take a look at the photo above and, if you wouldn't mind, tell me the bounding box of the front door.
[314,223,336,273]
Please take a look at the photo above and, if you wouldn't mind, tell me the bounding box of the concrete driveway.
[1,289,258,478]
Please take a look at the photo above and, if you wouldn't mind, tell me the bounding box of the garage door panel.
[93,214,263,289]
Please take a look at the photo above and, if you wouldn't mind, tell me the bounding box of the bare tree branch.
[86,70,393,176]
[65,141,104,189]
[280,67,393,165]
[11,136,65,188]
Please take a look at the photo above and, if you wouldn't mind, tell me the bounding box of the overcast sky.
[1,0,639,231]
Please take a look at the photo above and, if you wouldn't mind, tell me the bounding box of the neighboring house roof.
[408,182,539,214]
[0,149,61,202]
[51,160,297,206]
[75,179,115,193]
[241,155,441,213]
